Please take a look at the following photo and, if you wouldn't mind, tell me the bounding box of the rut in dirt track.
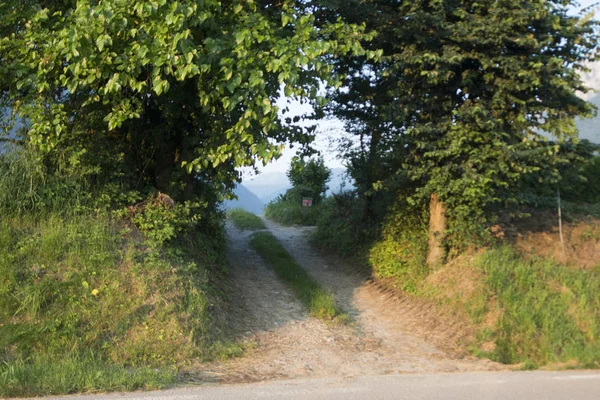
[196,220,503,383]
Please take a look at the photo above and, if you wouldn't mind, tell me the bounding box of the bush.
[314,191,429,293]
[265,193,322,226]
[313,192,372,256]
[368,205,429,293]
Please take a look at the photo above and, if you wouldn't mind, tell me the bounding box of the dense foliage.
[1,0,368,206]
[324,0,599,248]
[265,156,331,225]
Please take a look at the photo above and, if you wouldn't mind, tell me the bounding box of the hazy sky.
[245,0,600,179]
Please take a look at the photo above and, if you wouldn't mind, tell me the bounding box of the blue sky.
[579,0,599,10]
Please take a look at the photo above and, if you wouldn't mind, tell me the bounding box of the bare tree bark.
[426,193,447,267]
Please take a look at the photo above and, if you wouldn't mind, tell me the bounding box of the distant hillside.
[327,168,355,195]
[578,94,600,144]
[243,168,355,204]
[243,172,292,204]
[223,184,265,215]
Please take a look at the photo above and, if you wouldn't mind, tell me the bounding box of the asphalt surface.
[38,371,600,400]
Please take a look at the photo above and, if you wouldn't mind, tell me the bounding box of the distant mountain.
[577,93,600,144]
[243,172,292,204]
[223,184,265,215]
[327,168,355,195]
[243,168,355,204]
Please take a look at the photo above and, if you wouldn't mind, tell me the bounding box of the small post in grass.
[557,186,567,260]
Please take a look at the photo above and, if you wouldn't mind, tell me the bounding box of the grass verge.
[0,353,176,398]
[249,231,346,322]
[0,213,235,397]
[313,194,600,368]
[468,246,600,368]
[264,200,321,226]
[228,208,266,230]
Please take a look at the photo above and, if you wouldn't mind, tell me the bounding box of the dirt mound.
[510,214,600,268]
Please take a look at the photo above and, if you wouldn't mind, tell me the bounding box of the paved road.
[41,371,600,400]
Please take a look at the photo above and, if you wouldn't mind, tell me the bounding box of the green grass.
[0,353,176,398]
[470,246,600,368]
[249,231,346,321]
[264,200,321,226]
[228,208,267,230]
[0,213,232,396]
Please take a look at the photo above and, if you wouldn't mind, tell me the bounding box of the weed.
[228,208,267,230]
[471,246,600,367]
[0,352,176,398]
[249,231,345,321]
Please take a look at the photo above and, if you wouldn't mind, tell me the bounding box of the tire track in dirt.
[194,221,503,384]
[263,219,504,373]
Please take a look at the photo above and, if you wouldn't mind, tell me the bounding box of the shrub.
[312,192,372,256]
[265,193,321,226]
[368,203,429,293]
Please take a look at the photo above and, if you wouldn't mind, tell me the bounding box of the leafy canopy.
[1,0,370,202]
[325,0,599,244]
[287,155,332,203]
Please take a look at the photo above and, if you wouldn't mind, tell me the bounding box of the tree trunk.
[426,193,447,267]
[363,126,381,222]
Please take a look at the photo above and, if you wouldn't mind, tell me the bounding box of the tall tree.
[325,0,598,263]
[0,0,369,204]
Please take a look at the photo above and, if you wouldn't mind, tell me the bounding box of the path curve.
[193,221,503,384]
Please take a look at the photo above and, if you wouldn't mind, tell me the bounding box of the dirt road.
[195,220,502,383]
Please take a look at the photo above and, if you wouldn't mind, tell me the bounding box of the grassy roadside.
[228,208,267,230]
[0,212,238,397]
[314,196,600,369]
[468,247,600,368]
[0,353,176,397]
[250,231,346,322]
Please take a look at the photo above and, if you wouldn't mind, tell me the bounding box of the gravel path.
[192,220,503,383]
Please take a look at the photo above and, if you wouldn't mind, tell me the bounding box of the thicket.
[0,151,237,397]
[265,156,330,226]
